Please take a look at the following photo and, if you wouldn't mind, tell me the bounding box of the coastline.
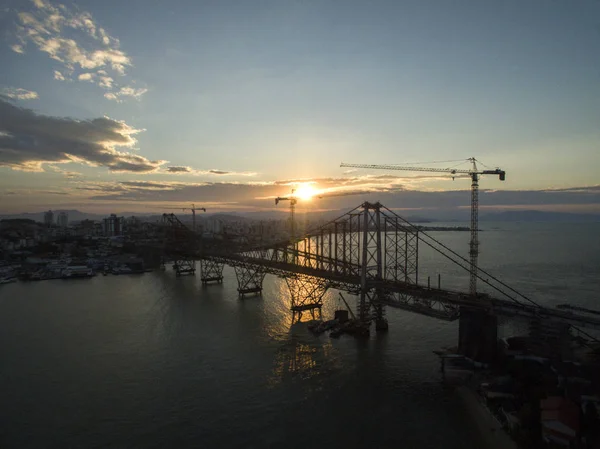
[455,386,518,449]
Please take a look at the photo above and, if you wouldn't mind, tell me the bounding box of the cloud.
[202,169,258,176]
[9,0,146,101]
[77,72,94,81]
[45,164,82,178]
[0,97,165,173]
[76,175,410,205]
[164,166,258,176]
[103,86,148,102]
[0,87,39,100]
[39,190,70,195]
[18,173,598,216]
[540,185,600,194]
[98,76,113,88]
[166,166,192,173]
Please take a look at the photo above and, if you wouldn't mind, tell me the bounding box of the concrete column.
[458,306,498,364]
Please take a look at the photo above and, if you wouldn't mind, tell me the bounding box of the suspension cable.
[381,206,542,308]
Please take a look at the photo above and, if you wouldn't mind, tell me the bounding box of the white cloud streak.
[164,166,258,176]
[9,0,147,101]
[103,86,148,102]
[0,87,39,100]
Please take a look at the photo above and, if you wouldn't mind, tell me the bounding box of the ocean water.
[0,221,598,448]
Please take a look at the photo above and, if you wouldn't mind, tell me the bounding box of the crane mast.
[340,157,506,296]
[469,159,480,296]
[275,189,297,240]
[187,204,207,233]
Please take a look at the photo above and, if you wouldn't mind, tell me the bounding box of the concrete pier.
[458,306,498,364]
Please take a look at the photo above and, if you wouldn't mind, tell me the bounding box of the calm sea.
[1,222,599,449]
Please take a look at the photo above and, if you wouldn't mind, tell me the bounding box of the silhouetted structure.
[43,210,54,227]
[103,214,124,237]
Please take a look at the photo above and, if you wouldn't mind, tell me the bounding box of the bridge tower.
[358,202,385,329]
[162,213,197,276]
[271,201,420,328]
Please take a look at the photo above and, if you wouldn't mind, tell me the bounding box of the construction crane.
[164,204,206,232]
[275,189,298,240]
[340,157,506,296]
[275,188,363,241]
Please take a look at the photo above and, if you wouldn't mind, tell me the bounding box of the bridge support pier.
[234,266,265,298]
[200,259,224,284]
[458,306,498,364]
[374,303,388,332]
[173,258,195,276]
[286,276,328,322]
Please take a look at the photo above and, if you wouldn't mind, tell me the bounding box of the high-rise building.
[204,218,223,234]
[57,212,68,228]
[43,210,54,226]
[103,214,125,236]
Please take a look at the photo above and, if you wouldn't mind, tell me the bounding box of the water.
[1,222,599,448]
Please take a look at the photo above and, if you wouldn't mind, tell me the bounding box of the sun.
[294,184,317,200]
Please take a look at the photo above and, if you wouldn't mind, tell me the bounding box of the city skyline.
[1,0,599,214]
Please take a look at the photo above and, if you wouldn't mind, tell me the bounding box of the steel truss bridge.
[160,202,600,338]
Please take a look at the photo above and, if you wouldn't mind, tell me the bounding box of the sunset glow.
[294,184,318,201]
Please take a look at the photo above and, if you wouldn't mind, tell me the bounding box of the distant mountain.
[3,208,598,224]
[480,210,600,223]
[0,210,104,222]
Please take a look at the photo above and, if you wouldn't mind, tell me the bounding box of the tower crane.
[164,204,206,232]
[275,188,364,241]
[340,157,506,296]
[275,189,298,240]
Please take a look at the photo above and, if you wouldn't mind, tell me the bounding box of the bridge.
[159,201,600,362]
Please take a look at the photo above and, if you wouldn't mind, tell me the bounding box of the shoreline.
[455,385,518,449]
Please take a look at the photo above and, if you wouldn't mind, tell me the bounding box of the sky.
[1,0,599,215]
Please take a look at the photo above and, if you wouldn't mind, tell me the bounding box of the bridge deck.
[205,252,600,329]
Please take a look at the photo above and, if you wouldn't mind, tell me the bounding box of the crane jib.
[340,163,506,181]
[339,160,506,295]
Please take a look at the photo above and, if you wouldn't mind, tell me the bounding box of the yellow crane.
[340,157,506,296]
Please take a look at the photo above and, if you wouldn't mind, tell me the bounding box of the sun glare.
[295,184,317,200]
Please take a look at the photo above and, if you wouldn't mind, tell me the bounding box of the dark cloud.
[0,98,165,172]
[166,166,192,173]
[541,186,600,194]
[39,190,69,195]
[209,169,230,175]
[120,181,188,190]
[77,177,600,217]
